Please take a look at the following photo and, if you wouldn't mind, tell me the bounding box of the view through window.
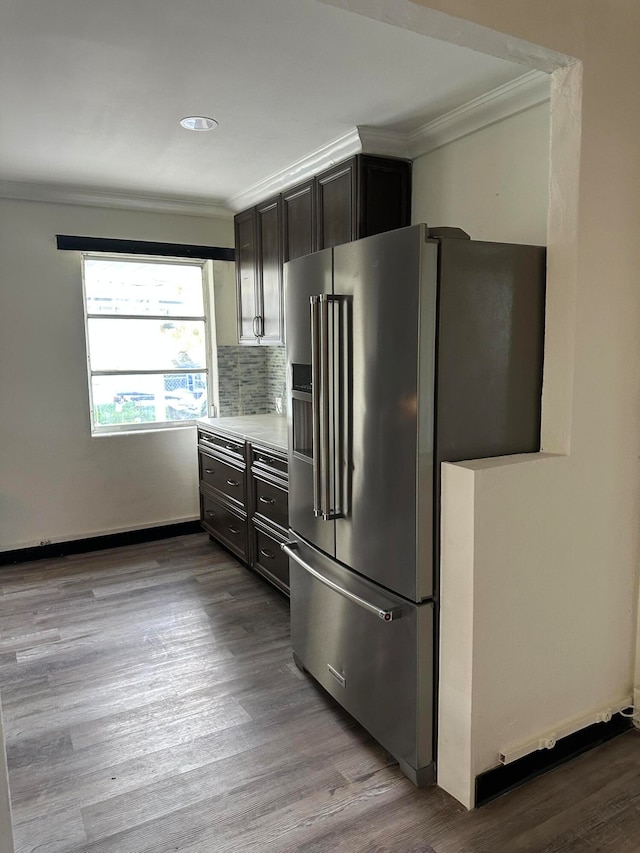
[82,255,211,433]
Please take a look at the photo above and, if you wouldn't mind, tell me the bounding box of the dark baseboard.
[475,712,632,807]
[0,521,203,566]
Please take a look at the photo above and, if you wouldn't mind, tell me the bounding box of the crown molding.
[405,70,550,158]
[230,71,549,211]
[228,128,364,212]
[0,180,232,219]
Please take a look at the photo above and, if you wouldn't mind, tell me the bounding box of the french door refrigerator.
[282,223,545,785]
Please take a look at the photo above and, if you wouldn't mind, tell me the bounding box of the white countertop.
[196,414,288,452]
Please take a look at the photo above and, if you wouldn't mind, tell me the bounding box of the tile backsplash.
[217,345,286,417]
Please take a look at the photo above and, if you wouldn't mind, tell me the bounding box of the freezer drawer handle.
[281,542,403,622]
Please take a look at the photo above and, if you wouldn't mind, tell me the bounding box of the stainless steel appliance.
[283,223,546,785]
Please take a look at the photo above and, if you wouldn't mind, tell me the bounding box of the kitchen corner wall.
[399,0,640,811]
[210,259,286,417]
[217,345,286,417]
[411,100,550,245]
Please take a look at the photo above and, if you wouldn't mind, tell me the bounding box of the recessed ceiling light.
[179,116,218,131]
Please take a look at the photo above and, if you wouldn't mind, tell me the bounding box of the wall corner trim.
[405,70,550,158]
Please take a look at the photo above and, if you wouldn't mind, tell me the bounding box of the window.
[82,254,213,434]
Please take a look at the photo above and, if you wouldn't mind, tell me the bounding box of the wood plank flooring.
[1,532,639,852]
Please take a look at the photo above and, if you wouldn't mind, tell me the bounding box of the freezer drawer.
[286,534,434,785]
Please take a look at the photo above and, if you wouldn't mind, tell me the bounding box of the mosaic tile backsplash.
[217,345,286,417]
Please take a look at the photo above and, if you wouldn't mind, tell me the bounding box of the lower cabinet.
[198,427,289,594]
[252,518,290,595]
[200,490,249,562]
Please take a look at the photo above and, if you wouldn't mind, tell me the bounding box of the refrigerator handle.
[310,296,323,517]
[319,295,332,518]
[281,542,403,622]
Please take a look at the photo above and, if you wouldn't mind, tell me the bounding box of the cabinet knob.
[206,510,216,518]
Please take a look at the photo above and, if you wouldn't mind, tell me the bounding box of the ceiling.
[0,0,532,210]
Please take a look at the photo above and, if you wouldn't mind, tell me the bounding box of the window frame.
[81,252,216,436]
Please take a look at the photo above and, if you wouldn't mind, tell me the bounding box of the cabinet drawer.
[199,450,246,507]
[200,492,248,561]
[252,476,288,531]
[198,429,245,462]
[252,524,289,593]
[250,444,288,479]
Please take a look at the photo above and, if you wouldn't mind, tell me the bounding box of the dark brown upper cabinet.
[235,155,411,345]
[235,196,284,346]
[257,196,283,344]
[282,179,316,263]
[316,160,357,249]
[316,155,412,250]
[235,207,259,345]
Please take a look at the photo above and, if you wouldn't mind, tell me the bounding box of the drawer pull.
[260,547,275,560]
[206,510,216,518]
[225,443,238,451]
[205,468,215,475]
[228,525,240,535]
[259,496,275,505]
[257,455,274,465]
[226,479,240,488]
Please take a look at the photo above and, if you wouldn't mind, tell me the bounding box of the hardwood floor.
[1,532,639,852]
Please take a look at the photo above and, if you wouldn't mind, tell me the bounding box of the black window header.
[56,234,235,262]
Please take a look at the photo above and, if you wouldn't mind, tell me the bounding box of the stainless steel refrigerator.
[282,223,545,785]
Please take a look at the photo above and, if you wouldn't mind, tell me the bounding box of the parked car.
[113,389,207,420]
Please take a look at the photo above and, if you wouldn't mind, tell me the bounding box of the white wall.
[412,101,550,245]
[0,199,233,551]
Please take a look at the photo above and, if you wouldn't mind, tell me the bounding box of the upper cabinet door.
[316,160,357,250]
[235,208,260,345]
[283,180,316,263]
[356,155,412,239]
[257,195,284,345]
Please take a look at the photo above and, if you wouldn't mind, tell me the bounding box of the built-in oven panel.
[287,533,433,783]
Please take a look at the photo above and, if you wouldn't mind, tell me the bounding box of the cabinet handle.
[257,455,274,465]
[226,479,240,487]
[260,548,275,560]
[205,468,215,475]
[228,525,240,535]
[224,443,238,451]
[206,510,216,518]
[259,496,275,505]
[253,316,260,337]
